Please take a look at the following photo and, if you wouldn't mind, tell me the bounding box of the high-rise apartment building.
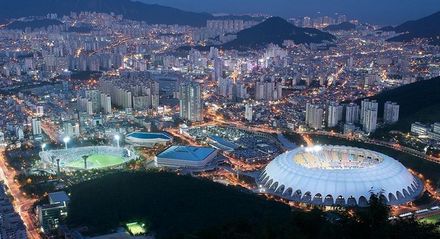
[179,82,203,122]
[383,101,399,124]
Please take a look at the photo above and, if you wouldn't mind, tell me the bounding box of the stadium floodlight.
[41,143,46,152]
[114,134,120,148]
[63,136,71,150]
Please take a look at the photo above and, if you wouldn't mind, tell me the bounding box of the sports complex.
[259,145,424,207]
[125,132,172,147]
[39,146,137,170]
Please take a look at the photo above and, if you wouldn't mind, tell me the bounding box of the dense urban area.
[0,0,439,238]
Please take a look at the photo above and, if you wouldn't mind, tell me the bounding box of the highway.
[0,148,40,239]
[303,131,440,164]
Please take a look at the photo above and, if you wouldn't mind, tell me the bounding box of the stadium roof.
[48,191,70,205]
[127,132,171,140]
[260,145,423,206]
[208,135,239,150]
[157,146,216,161]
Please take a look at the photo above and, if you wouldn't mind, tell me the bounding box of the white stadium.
[259,145,424,207]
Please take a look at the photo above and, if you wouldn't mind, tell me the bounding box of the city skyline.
[140,0,440,24]
[0,0,439,238]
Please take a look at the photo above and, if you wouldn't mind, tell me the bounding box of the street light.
[114,134,120,148]
[41,143,46,152]
[63,136,70,150]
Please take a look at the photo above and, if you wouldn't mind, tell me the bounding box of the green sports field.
[419,214,440,225]
[66,154,125,169]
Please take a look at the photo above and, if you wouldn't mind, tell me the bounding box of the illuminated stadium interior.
[39,146,136,170]
[293,145,384,169]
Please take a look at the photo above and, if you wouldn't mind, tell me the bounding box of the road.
[0,148,40,239]
[41,120,60,143]
[303,131,440,164]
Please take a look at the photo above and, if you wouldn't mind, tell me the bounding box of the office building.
[37,191,70,233]
[411,122,429,136]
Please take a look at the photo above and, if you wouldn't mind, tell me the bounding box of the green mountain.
[383,11,440,45]
[324,22,356,31]
[65,171,440,238]
[222,17,335,50]
[0,0,213,27]
[6,19,62,30]
[359,77,440,132]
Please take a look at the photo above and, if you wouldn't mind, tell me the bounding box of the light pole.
[63,136,70,150]
[41,143,46,152]
[114,134,120,148]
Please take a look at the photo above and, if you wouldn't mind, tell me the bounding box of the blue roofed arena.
[155,146,218,169]
[125,132,173,147]
[259,145,424,207]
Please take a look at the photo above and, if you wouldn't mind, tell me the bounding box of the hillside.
[65,171,439,238]
[222,17,335,50]
[6,19,62,30]
[0,0,212,27]
[67,171,291,236]
[384,11,440,45]
[324,22,356,31]
[358,77,440,132]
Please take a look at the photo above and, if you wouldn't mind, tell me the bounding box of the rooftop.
[157,146,216,161]
[48,191,70,205]
[127,132,171,140]
[208,135,239,150]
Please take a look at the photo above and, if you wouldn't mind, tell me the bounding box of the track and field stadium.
[259,145,424,207]
[39,146,136,170]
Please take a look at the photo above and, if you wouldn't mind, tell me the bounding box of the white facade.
[259,146,423,207]
[363,108,378,133]
[245,104,253,122]
[345,103,359,124]
[327,103,343,128]
[306,103,323,130]
[360,99,378,123]
[36,106,44,117]
[32,118,42,136]
[361,100,378,133]
[383,101,399,124]
[179,82,203,122]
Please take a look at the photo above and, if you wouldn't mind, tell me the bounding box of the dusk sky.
[140,0,440,25]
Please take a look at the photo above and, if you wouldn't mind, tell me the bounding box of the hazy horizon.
[139,0,439,25]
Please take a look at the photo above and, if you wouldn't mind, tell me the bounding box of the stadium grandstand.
[39,146,137,171]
